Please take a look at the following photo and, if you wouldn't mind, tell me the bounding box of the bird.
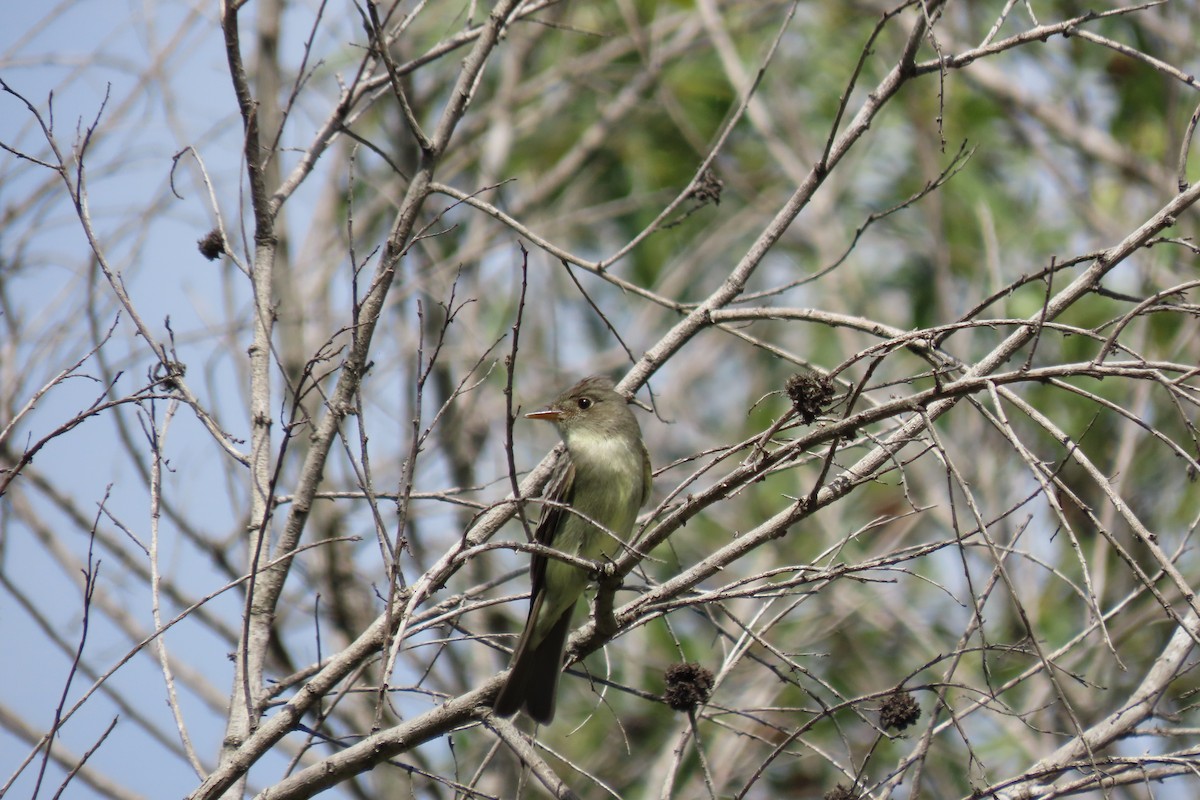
[493,376,652,723]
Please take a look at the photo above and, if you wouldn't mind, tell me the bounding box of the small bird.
[493,376,652,723]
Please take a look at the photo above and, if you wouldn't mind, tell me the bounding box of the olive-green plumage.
[493,376,652,723]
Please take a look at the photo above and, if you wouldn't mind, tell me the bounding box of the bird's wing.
[529,454,576,601]
[639,440,652,508]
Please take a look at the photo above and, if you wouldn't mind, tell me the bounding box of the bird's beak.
[525,406,563,422]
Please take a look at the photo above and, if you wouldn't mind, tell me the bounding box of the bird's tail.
[493,596,574,724]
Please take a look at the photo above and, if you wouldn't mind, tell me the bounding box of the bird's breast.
[562,428,645,547]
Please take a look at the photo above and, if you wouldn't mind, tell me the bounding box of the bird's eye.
[577,397,593,410]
